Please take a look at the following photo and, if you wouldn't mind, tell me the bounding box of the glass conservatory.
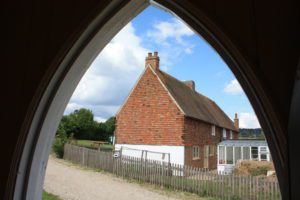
[217,140,271,174]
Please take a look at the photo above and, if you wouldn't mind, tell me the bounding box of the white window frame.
[230,130,233,139]
[222,128,227,139]
[192,146,200,160]
[259,146,269,161]
[211,125,216,136]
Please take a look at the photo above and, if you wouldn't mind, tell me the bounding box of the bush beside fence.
[63,143,281,200]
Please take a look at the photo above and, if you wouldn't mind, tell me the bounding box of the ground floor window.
[226,146,233,164]
[259,146,268,161]
[234,146,241,161]
[192,146,200,159]
[218,144,270,165]
[243,146,250,159]
[251,146,258,160]
[219,146,225,164]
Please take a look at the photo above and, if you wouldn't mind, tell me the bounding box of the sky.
[65,6,260,129]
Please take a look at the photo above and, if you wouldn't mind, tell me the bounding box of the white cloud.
[65,22,149,120]
[146,19,195,70]
[239,112,261,128]
[224,79,243,95]
[94,116,109,123]
[146,19,194,44]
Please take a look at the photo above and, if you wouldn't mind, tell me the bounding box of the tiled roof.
[156,70,238,131]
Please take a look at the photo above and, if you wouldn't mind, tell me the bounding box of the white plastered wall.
[115,144,185,165]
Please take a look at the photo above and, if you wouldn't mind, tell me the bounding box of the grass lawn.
[74,140,113,151]
[42,190,61,200]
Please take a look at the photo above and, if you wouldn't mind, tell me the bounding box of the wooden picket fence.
[63,143,281,200]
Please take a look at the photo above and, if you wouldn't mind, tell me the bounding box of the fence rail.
[63,143,281,200]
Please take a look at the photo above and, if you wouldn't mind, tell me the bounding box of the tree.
[55,108,116,141]
[104,117,116,137]
[63,108,95,139]
[52,123,68,158]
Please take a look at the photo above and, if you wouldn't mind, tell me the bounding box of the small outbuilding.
[217,140,271,174]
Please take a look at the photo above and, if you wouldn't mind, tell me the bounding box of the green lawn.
[74,140,113,151]
[42,191,61,200]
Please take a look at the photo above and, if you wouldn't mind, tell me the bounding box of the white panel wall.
[115,144,184,165]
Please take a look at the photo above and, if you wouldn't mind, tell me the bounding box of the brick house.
[115,52,239,169]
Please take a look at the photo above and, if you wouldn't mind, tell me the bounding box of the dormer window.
[211,125,216,136]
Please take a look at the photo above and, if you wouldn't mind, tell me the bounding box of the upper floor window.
[193,146,200,159]
[230,130,233,139]
[211,125,216,136]
[222,128,227,139]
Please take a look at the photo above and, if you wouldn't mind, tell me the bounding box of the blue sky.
[65,6,260,128]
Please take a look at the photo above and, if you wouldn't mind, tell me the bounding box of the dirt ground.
[44,156,211,200]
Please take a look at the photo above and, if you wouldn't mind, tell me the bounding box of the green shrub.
[249,167,270,176]
[52,124,68,158]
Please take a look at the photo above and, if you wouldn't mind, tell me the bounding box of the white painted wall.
[115,144,184,165]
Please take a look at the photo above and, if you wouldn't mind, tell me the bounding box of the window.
[234,147,241,163]
[222,128,226,139]
[211,125,216,136]
[226,146,234,164]
[209,145,215,156]
[192,146,200,159]
[243,146,250,160]
[251,147,258,160]
[259,146,268,161]
[230,130,233,139]
[219,146,225,164]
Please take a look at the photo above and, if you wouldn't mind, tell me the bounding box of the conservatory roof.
[218,140,268,147]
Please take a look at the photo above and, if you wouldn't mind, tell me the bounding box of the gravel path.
[44,156,187,200]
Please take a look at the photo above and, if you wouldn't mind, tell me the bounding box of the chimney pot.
[183,80,195,91]
[145,52,159,70]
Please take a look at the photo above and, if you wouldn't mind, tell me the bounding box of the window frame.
[222,128,227,139]
[192,145,200,160]
[211,125,216,136]
[251,146,259,160]
[230,130,233,139]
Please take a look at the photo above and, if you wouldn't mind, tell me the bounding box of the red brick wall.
[116,67,185,145]
[223,128,239,140]
[234,130,239,139]
[183,118,225,169]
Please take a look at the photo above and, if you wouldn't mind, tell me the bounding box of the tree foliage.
[239,128,265,139]
[56,108,115,141]
[52,123,68,158]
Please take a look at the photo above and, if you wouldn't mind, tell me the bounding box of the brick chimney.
[183,80,195,91]
[145,52,159,70]
[234,113,239,129]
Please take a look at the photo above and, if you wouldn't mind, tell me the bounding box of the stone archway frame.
[11,0,288,199]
